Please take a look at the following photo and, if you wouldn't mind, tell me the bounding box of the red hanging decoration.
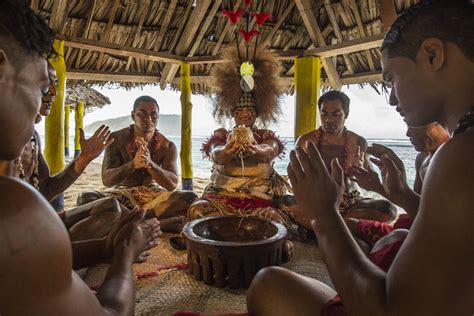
[251,12,272,25]
[238,29,260,42]
[244,0,253,6]
[221,9,244,25]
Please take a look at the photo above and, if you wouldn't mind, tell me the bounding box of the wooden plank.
[145,0,177,73]
[75,0,98,69]
[67,70,381,86]
[160,0,212,89]
[260,2,296,48]
[185,33,384,64]
[348,0,376,71]
[96,0,121,70]
[294,0,342,89]
[62,36,184,64]
[49,0,69,33]
[30,0,40,13]
[125,0,151,72]
[377,0,398,31]
[323,0,354,74]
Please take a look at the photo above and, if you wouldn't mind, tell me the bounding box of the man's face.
[39,65,58,117]
[406,123,449,152]
[132,101,159,133]
[381,50,440,127]
[0,52,49,160]
[233,107,257,127]
[320,99,346,135]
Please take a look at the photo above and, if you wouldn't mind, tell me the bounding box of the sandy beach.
[63,160,210,210]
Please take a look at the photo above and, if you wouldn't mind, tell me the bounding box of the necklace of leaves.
[15,134,39,190]
[315,127,350,171]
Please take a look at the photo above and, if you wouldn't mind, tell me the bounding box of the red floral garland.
[127,125,161,158]
[315,127,350,170]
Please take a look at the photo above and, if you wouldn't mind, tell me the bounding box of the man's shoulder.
[157,132,176,150]
[296,129,319,142]
[110,127,131,138]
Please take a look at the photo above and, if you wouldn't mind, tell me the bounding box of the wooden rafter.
[62,36,184,64]
[49,0,69,33]
[145,0,177,73]
[294,0,342,90]
[96,0,121,71]
[159,0,213,90]
[260,2,296,48]
[323,0,354,74]
[68,70,382,86]
[75,0,98,70]
[348,0,376,71]
[377,0,398,31]
[30,0,40,13]
[125,0,151,72]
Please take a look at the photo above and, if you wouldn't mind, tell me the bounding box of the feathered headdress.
[210,45,283,126]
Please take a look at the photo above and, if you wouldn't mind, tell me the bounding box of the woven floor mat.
[83,234,333,315]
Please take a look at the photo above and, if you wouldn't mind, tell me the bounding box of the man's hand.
[287,142,345,220]
[241,143,258,158]
[223,140,240,157]
[112,208,161,261]
[346,164,384,194]
[367,143,407,182]
[79,125,114,161]
[131,138,149,169]
[371,154,412,207]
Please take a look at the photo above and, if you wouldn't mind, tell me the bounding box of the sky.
[36,84,408,139]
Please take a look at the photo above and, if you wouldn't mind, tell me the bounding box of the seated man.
[0,2,160,314]
[344,123,450,263]
[187,45,294,230]
[80,95,196,220]
[296,90,397,223]
[247,2,474,315]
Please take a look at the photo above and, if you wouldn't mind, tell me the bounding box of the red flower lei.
[315,127,350,170]
[127,125,161,158]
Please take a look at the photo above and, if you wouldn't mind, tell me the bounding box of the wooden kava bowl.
[183,216,287,289]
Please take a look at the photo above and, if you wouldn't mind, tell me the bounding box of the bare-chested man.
[0,1,160,314]
[296,90,397,223]
[247,1,474,315]
[80,95,196,221]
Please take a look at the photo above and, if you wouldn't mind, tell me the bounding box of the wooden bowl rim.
[183,216,287,247]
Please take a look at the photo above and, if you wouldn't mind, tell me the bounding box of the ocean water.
[48,135,418,188]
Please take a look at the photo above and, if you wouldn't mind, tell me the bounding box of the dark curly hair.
[0,0,55,69]
[317,90,350,117]
[381,0,473,61]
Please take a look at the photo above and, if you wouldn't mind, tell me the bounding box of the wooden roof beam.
[348,0,376,72]
[260,2,296,48]
[185,33,384,64]
[96,0,121,70]
[377,0,398,31]
[295,0,342,90]
[145,0,178,73]
[49,0,69,33]
[67,70,381,86]
[125,0,151,72]
[159,0,213,90]
[62,36,184,64]
[323,0,354,74]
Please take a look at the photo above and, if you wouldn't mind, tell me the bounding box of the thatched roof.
[65,83,111,112]
[33,0,420,94]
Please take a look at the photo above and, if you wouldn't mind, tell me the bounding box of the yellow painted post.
[64,105,70,157]
[74,101,85,158]
[45,39,66,173]
[179,62,193,190]
[294,56,321,140]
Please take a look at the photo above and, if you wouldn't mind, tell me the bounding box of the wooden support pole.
[179,62,193,190]
[294,56,321,140]
[45,39,66,174]
[74,101,85,158]
[64,105,70,157]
